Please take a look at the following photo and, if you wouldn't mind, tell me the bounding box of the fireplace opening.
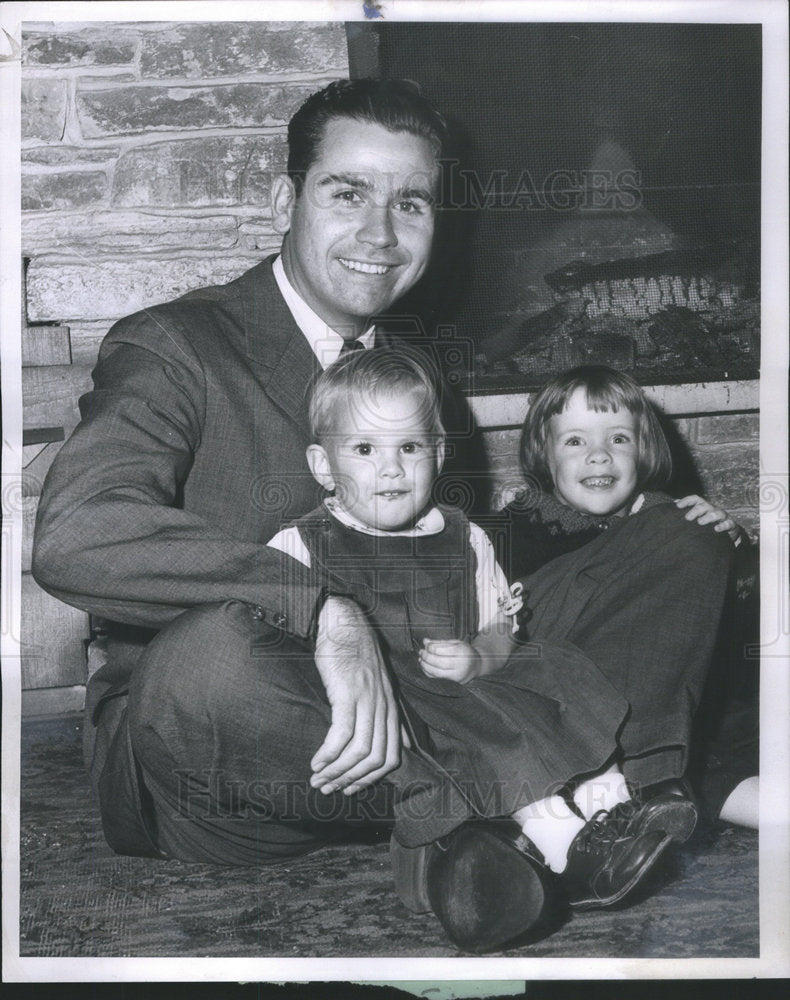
[351,21,761,391]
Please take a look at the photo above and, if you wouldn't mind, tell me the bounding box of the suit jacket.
[33,258,331,666]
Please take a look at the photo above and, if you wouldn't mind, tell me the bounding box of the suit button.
[273,613,287,628]
[251,605,266,621]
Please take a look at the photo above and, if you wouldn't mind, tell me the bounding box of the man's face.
[273,117,439,335]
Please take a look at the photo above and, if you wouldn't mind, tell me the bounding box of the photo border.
[2,0,788,986]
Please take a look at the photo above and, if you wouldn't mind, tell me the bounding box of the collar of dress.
[510,488,646,532]
[323,496,446,537]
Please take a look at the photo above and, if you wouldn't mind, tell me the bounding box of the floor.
[17,714,758,959]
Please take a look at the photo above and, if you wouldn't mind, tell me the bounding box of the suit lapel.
[238,256,321,427]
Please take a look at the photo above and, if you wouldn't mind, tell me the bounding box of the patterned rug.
[18,715,758,958]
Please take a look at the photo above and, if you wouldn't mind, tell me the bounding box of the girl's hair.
[309,346,444,443]
[520,365,673,491]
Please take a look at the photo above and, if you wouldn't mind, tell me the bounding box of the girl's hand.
[675,494,742,543]
[419,638,481,684]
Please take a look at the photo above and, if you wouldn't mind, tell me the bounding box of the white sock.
[572,766,630,821]
[513,795,586,874]
[718,776,759,829]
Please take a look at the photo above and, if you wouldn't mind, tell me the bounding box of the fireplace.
[350,20,761,392]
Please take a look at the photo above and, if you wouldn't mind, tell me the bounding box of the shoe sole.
[569,832,673,911]
[637,801,697,843]
[426,825,552,952]
[390,834,432,913]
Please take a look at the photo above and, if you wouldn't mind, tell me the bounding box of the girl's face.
[546,387,639,517]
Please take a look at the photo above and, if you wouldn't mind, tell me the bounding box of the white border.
[2,0,788,985]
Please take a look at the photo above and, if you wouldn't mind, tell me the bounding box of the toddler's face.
[313,389,443,531]
[546,387,638,517]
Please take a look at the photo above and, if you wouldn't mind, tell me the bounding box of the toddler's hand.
[419,638,481,684]
[675,494,742,543]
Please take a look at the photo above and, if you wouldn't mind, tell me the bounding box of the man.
[33,79,731,953]
[33,79,540,949]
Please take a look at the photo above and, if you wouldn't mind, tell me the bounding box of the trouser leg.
[124,601,477,861]
[517,503,734,785]
[125,601,396,863]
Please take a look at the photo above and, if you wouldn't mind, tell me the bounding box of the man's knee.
[127,601,325,766]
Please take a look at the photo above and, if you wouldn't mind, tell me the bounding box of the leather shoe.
[609,779,698,843]
[391,821,555,952]
[561,810,672,910]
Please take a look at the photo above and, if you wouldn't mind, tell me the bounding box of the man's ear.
[306,444,335,492]
[271,174,296,235]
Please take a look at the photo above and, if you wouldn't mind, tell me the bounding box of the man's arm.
[311,597,401,794]
[34,315,402,789]
[32,316,321,637]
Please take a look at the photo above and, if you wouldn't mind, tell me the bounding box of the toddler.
[497,364,757,829]
[268,348,689,948]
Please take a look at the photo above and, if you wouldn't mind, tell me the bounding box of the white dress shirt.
[272,256,376,369]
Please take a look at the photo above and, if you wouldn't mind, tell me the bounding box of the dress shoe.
[391,821,555,952]
[561,810,672,910]
[609,779,698,843]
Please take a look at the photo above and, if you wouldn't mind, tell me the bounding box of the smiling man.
[33,79,553,951]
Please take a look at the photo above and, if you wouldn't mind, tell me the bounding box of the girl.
[494,365,758,830]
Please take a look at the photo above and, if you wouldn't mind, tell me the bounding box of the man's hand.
[419,638,482,684]
[675,494,743,543]
[310,597,401,796]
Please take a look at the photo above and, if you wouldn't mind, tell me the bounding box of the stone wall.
[19,20,349,708]
[22,20,349,358]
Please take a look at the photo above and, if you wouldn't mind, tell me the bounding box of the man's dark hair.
[287,78,449,194]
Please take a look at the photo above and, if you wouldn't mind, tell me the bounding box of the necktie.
[339,338,365,356]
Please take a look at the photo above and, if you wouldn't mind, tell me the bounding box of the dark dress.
[293,503,630,820]
[490,488,759,819]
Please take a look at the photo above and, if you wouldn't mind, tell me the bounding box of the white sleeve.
[266,526,312,568]
[468,521,510,630]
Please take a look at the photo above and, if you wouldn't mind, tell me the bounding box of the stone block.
[23,145,120,165]
[23,28,137,67]
[22,172,108,212]
[26,256,259,323]
[23,364,94,431]
[138,22,348,78]
[22,325,72,366]
[76,81,318,137]
[695,413,759,445]
[66,323,112,365]
[480,429,522,463]
[22,211,239,256]
[21,573,89,689]
[21,79,68,142]
[692,443,759,510]
[238,218,280,250]
[112,137,286,208]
